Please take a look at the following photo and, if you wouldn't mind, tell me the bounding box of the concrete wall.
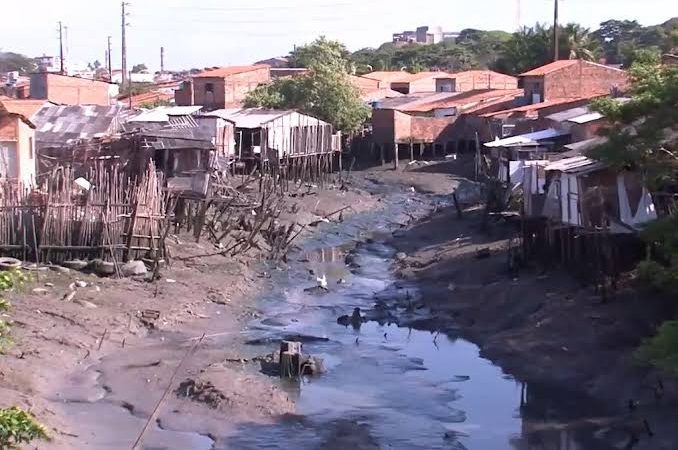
[30,73,112,106]
[372,108,456,144]
[0,115,35,185]
[544,61,628,101]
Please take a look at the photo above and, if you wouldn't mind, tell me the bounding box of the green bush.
[0,407,49,449]
[635,321,678,374]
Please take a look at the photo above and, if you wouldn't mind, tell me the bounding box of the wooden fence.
[0,163,167,264]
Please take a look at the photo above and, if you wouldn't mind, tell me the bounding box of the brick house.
[362,70,517,95]
[174,65,270,109]
[29,73,118,106]
[0,102,37,185]
[520,60,628,104]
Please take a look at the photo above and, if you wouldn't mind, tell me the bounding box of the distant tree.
[594,19,642,64]
[0,51,37,74]
[561,24,600,61]
[493,24,552,74]
[87,60,102,71]
[288,37,351,70]
[132,63,148,73]
[246,40,370,132]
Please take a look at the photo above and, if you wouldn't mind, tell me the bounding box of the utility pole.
[58,21,64,74]
[121,2,129,89]
[515,0,521,30]
[107,36,113,80]
[160,46,165,75]
[553,0,559,61]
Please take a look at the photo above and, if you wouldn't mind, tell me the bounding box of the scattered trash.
[31,288,49,295]
[395,252,407,262]
[44,283,55,288]
[175,379,229,409]
[316,274,328,289]
[75,280,88,288]
[74,299,98,309]
[140,309,161,329]
[165,279,176,283]
[475,248,491,259]
[0,257,22,271]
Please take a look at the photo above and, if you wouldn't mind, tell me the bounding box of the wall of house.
[522,76,545,103]
[190,67,270,109]
[570,119,605,142]
[454,72,518,92]
[174,81,194,106]
[16,119,36,185]
[30,73,112,106]
[0,116,35,184]
[265,112,333,155]
[544,62,628,101]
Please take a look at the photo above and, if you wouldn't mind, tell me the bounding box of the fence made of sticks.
[0,162,167,265]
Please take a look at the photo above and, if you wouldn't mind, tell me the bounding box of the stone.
[91,260,116,276]
[50,265,70,274]
[62,260,89,271]
[74,299,98,309]
[395,252,407,261]
[32,288,49,295]
[121,260,147,277]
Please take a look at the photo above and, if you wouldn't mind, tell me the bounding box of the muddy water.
[224,230,615,450]
[44,187,616,450]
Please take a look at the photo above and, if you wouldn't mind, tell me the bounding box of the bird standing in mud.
[355,337,360,346]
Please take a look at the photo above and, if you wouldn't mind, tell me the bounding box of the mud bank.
[376,202,678,450]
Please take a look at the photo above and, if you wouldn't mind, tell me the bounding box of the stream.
[45,185,617,450]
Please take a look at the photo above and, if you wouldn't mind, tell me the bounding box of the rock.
[121,260,147,277]
[475,248,491,259]
[50,265,71,274]
[395,252,407,261]
[62,260,89,271]
[304,285,329,295]
[141,258,165,269]
[75,280,88,288]
[74,299,98,309]
[91,260,115,276]
[44,283,54,288]
[32,288,49,295]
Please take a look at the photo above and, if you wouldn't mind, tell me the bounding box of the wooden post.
[379,144,385,166]
[279,340,302,378]
[409,139,414,162]
[393,143,399,170]
[418,143,423,159]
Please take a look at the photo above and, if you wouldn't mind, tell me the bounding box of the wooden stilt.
[393,143,399,170]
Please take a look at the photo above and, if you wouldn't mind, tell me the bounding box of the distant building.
[255,57,289,68]
[519,60,628,104]
[111,70,155,84]
[174,65,271,110]
[393,25,459,45]
[29,72,118,106]
[362,70,517,95]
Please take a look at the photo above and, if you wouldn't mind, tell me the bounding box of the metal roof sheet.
[545,156,606,174]
[484,128,569,148]
[205,108,328,129]
[32,104,124,145]
[568,112,604,124]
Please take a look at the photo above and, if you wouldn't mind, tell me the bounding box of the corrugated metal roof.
[484,128,569,148]
[546,106,592,123]
[563,137,608,153]
[32,104,124,145]
[205,108,329,129]
[545,155,606,174]
[568,112,604,124]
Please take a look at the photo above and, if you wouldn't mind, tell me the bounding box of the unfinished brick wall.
[544,61,628,101]
[191,67,271,109]
[30,73,111,105]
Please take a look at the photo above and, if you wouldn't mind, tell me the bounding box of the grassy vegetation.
[636,321,678,374]
[0,407,49,449]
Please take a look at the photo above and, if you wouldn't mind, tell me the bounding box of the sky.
[1,0,676,71]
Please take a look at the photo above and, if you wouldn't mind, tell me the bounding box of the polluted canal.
[44,184,617,450]
[222,191,615,450]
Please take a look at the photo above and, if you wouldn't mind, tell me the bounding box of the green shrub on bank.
[636,321,678,374]
[0,407,49,449]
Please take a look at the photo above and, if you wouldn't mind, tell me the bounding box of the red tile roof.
[480,96,599,118]
[400,89,523,113]
[520,60,579,76]
[0,99,49,119]
[362,71,415,83]
[126,91,174,108]
[193,65,270,78]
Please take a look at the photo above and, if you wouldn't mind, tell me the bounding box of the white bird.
[316,274,328,289]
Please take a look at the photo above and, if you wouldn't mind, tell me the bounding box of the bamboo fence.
[0,162,167,264]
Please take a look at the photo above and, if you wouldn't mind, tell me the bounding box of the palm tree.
[561,23,600,61]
